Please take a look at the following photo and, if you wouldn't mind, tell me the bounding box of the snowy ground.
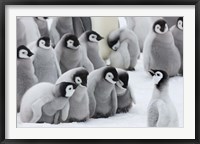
[17,54,183,128]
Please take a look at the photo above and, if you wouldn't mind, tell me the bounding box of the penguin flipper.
[128,84,136,104]
[53,50,62,76]
[110,89,117,115]
[61,100,70,121]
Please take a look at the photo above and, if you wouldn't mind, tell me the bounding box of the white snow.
[17,54,183,128]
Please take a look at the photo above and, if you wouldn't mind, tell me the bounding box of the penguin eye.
[75,77,82,84]
[155,25,161,30]
[106,72,114,79]
[66,85,73,91]
[40,40,45,45]
[89,34,97,41]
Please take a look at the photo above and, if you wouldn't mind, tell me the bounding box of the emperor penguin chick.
[87,66,119,118]
[170,17,183,75]
[143,19,181,77]
[55,33,94,73]
[115,69,136,113]
[107,28,140,71]
[79,30,106,69]
[20,82,78,123]
[33,37,61,83]
[147,70,179,127]
[56,67,90,122]
[17,45,38,112]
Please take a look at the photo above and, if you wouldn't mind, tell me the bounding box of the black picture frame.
[0,0,199,143]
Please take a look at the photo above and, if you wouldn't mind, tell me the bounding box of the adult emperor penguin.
[79,30,106,69]
[143,19,181,77]
[147,69,179,127]
[107,28,140,70]
[115,69,136,113]
[87,66,119,118]
[20,82,78,123]
[17,45,38,112]
[55,67,90,122]
[34,17,49,37]
[33,36,61,83]
[55,33,94,73]
[170,17,183,75]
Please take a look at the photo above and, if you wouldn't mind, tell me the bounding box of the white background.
[5,5,195,139]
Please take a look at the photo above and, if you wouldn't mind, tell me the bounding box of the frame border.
[0,0,199,143]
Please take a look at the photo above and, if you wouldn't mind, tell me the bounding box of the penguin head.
[107,36,120,51]
[86,31,103,43]
[115,71,129,95]
[149,69,169,89]
[64,34,80,50]
[59,82,78,98]
[17,45,34,59]
[153,19,169,34]
[116,71,129,89]
[37,37,51,49]
[73,69,89,87]
[176,17,183,30]
[103,66,119,84]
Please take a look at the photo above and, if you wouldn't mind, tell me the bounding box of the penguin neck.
[173,27,183,41]
[152,82,169,100]
[70,86,87,102]
[155,31,173,44]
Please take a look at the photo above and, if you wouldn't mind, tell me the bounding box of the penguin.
[125,17,161,52]
[170,17,183,75]
[34,17,49,37]
[107,28,140,70]
[79,30,106,69]
[33,36,61,83]
[87,66,119,118]
[55,33,94,73]
[20,82,78,123]
[147,69,179,127]
[55,67,90,122]
[17,45,38,112]
[143,19,181,77]
[115,69,136,113]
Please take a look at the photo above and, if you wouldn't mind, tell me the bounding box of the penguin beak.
[97,36,104,41]
[149,69,155,76]
[28,51,34,57]
[72,83,78,89]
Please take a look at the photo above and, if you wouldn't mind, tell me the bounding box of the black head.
[58,82,78,98]
[176,17,183,30]
[37,37,51,49]
[86,31,103,42]
[64,34,80,49]
[118,72,129,88]
[73,69,89,87]
[107,36,120,51]
[103,66,119,84]
[153,19,169,34]
[149,69,169,90]
[17,45,34,59]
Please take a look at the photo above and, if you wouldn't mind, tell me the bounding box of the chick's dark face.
[37,37,51,48]
[153,19,169,34]
[176,17,183,30]
[107,36,120,51]
[118,72,129,88]
[64,35,80,49]
[104,67,119,84]
[17,45,34,59]
[86,31,103,42]
[58,82,78,98]
[73,70,89,87]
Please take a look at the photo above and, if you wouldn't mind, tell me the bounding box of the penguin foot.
[117,105,132,113]
[68,117,88,123]
[127,67,135,71]
[93,112,111,119]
